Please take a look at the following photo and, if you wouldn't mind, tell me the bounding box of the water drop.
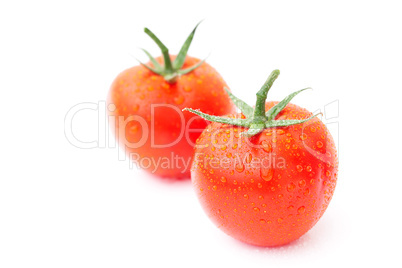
[298,179,306,188]
[317,141,323,148]
[287,182,296,192]
[303,188,310,196]
[300,133,307,141]
[296,165,303,172]
[261,140,272,153]
[129,125,138,134]
[245,153,252,163]
[298,206,305,214]
[306,165,312,172]
[212,185,217,191]
[174,95,184,105]
[235,163,245,173]
[253,207,260,212]
[260,168,274,181]
[220,177,227,183]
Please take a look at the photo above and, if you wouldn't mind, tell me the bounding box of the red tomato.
[187,70,338,246]
[107,24,235,179]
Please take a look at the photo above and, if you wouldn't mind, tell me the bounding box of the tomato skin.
[192,102,338,246]
[107,56,235,179]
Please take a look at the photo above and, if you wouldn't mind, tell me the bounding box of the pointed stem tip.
[253,69,280,118]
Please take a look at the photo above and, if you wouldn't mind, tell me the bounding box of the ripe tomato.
[107,24,235,179]
[186,70,338,246]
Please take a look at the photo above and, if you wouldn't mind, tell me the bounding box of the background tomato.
[107,26,235,179]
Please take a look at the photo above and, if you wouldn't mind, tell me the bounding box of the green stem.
[253,70,280,118]
[184,69,317,137]
[144,28,174,74]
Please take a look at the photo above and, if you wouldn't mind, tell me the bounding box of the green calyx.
[138,22,205,83]
[183,70,320,137]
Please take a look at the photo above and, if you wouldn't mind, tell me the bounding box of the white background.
[1,0,401,267]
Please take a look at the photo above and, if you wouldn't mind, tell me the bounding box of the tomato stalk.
[138,22,206,83]
[183,70,320,137]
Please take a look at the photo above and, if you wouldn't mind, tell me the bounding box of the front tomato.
[186,70,338,246]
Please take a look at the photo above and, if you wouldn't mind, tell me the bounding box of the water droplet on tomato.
[296,165,303,172]
[253,207,260,212]
[220,177,227,183]
[245,153,252,163]
[306,165,312,172]
[259,219,266,224]
[257,183,263,188]
[260,168,274,181]
[299,179,306,187]
[261,140,272,153]
[287,182,296,192]
[277,129,285,135]
[212,185,217,191]
[129,125,138,134]
[277,217,284,223]
[303,188,310,196]
[174,95,184,105]
[235,163,245,173]
[317,141,323,148]
[243,194,249,199]
[300,133,308,141]
[298,206,305,214]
